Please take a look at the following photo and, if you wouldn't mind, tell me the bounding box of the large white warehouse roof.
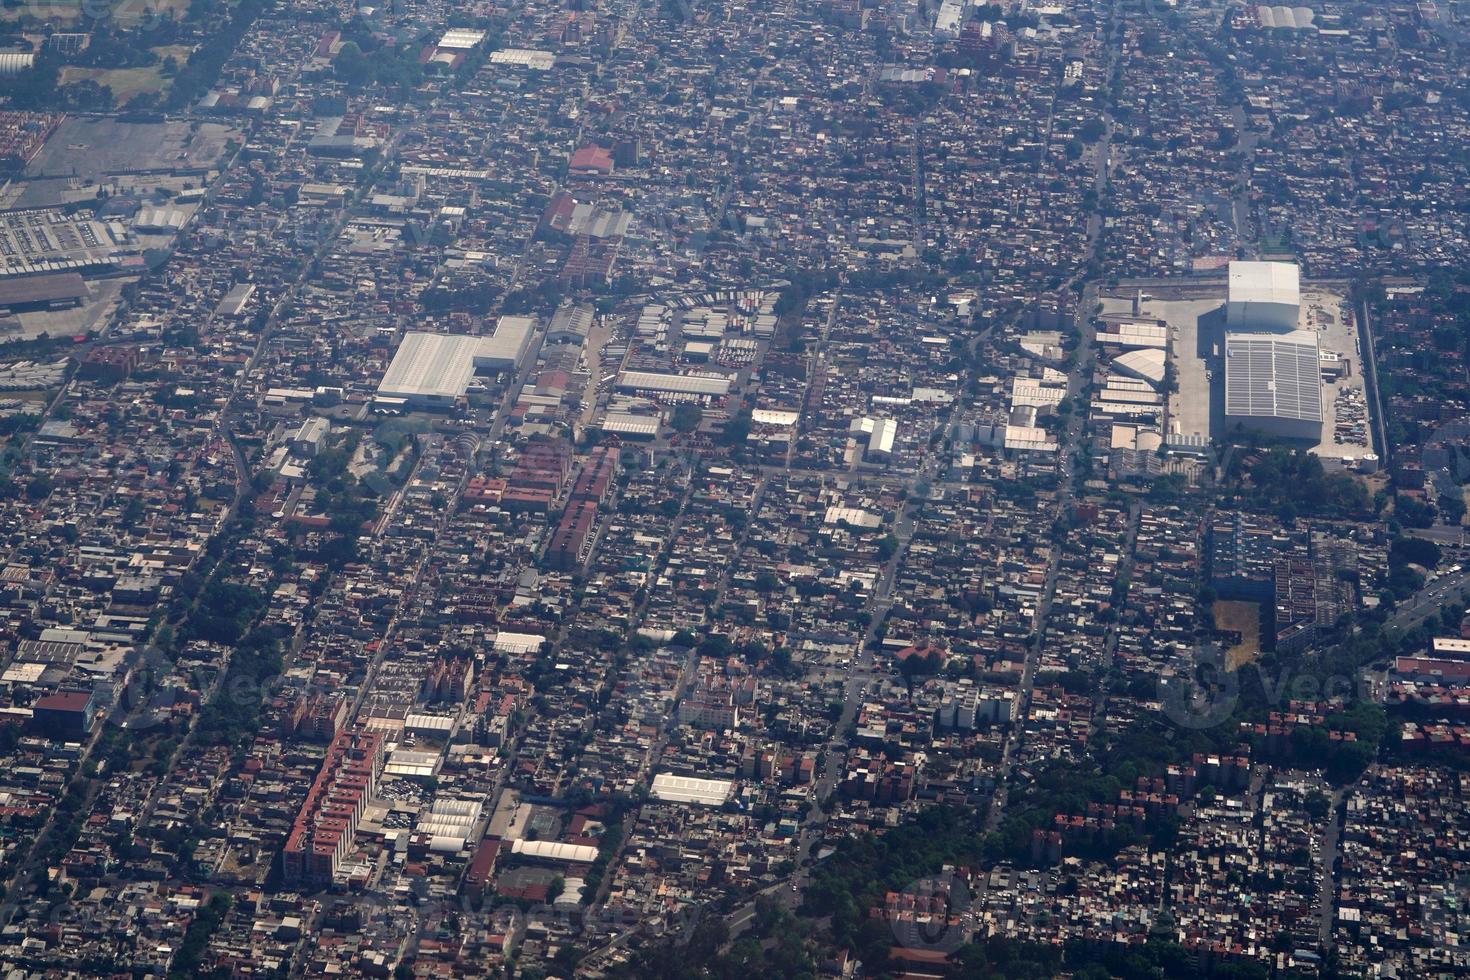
[1224,331,1322,423]
[1096,320,1168,350]
[616,370,731,397]
[1113,348,1167,386]
[479,315,536,368]
[1228,261,1300,310]
[377,317,535,403]
[378,333,485,403]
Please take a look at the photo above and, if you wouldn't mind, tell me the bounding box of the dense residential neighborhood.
[0,0,1462,976]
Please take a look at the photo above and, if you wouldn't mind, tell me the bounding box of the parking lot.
[1143,286,1374,458]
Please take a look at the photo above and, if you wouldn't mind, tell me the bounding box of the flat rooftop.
[377,317,535,403]
[1224,330,1322,423]
[378,333,487,402]
[0,271,85,309]
[1228,260,1300,308]
[616,370,732,397]
[650,772,735,806]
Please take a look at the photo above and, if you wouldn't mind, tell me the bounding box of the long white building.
[376,316,535,407]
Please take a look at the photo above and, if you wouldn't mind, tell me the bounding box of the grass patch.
[0,0,85,22]
[59,65,169,100]
[117,0,191,26]
[0,0,189,21]
[152,43,196,64]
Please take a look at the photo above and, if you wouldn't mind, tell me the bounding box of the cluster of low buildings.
[0,0,1459,972]
[1334,765,1470,976]
[956,766,1329,973]
[1104,1,1470,277]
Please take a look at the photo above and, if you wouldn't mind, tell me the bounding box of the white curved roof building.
[510,839,600,863]
[1257,6,1315,29]
[0,53,34,77]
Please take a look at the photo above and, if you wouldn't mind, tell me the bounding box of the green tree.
[670,403,703,434]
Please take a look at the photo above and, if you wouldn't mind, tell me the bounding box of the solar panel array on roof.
[1224,332,1322,423]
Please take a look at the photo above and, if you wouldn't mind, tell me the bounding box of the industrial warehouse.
[375,316,536,408]
[1222,331,1324,441]
[1221,261,1320,441]
[1128,261,1376,460]
[0,0,1459,971]
[1226,259,1301,332]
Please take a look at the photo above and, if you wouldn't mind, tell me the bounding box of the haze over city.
[0,0,1464,977]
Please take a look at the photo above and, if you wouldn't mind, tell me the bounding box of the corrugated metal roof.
[511,839,600,862]
[377,332,485,401]
[1224,331,1322,423]
[617,371,731,396]
[650,773,735,805]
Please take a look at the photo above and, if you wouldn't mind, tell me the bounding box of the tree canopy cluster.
[1226,447,1371,521]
